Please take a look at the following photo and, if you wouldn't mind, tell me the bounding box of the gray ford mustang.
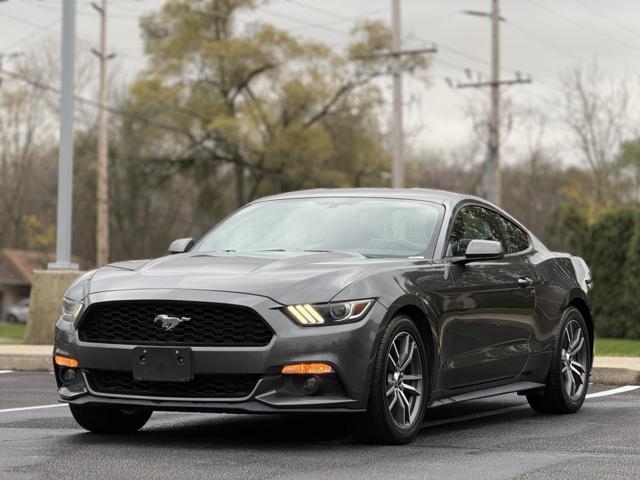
[54,188,594,444]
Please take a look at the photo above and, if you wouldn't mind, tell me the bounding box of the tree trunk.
[235,163,245,207]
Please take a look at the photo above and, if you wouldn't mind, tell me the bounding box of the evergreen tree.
[622,213,640,338]
[587,210,637,338]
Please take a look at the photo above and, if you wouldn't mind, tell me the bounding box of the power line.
[409,30,560,92]
[528,0,640,53]
[23,0,142,20]
[270,2,555,184]
[286,8,388,36]
[108,1,154,15]
[286,0,355,22]
[259,9,351,37]
[0,9,54,28]
[272,1,560,85]
[1,17,60,52]
[0,67,186,135]
[272,3,459,42]
[507,20,585,63]
[572,0,640,41]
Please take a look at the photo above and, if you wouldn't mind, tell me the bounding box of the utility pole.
[391,0,403,188]
[489,0,500,206]
[456,1,531,206]
[49,0,78,270]
[353,1,437,188]
[91,0,114,266]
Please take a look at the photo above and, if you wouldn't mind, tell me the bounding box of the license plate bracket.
[132,347,193,382]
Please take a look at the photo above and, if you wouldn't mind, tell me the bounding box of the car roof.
[253,188,485,206]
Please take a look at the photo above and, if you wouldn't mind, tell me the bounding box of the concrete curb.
[0,345,53,372]
[591,367,640,386]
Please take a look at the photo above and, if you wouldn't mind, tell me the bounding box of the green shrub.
[623,215,640,338]
[546,205,640,339]
[585,209,638,338]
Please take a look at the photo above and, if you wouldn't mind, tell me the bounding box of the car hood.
[89,251,398,305]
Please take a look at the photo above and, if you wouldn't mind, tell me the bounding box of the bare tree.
[0,38,98,252]
[0,59,55,248]
[560,62,637,204]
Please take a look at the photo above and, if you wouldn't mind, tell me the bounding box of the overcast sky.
[2,0,640,165]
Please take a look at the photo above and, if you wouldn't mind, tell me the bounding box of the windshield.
[194,197,443,258]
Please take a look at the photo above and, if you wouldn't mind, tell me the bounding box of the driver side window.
[447,206,507,257]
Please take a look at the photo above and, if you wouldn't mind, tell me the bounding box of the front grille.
[78,300,273,346]
[86,370,260,399]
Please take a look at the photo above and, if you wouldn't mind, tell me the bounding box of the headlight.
[59,270,96,322]
[64,269,95,301]
[61,298,84,323]
[285,299,374,326]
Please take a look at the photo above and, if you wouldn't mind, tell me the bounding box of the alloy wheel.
[561,319,588,401]
[385,331,424,429]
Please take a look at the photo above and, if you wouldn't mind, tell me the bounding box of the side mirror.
[454,239,504,264]
[168,238,195,254]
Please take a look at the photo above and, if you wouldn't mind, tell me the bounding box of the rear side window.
[500,217,530,254]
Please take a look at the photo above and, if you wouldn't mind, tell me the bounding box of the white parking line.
[0,404,67,414]
[0,385,637,417]
[586,385,640,398]
[0,370,14,374]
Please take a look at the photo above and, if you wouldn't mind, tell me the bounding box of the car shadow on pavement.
[58,400,538,449]
[63,413,358,449]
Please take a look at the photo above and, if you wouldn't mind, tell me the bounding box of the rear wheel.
[527,307,590,414]
[69,404,152,433]
[357,315,428,444]
[6,315,17,324]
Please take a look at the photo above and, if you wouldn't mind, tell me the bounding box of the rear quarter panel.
[528,250,593,357]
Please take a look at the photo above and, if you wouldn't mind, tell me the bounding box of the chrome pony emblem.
[153,314,191,331]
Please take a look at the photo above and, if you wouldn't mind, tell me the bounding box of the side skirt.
[429,381,545,407]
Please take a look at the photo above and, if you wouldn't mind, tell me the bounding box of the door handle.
[518,277,534,288]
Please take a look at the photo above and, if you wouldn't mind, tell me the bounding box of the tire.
[356,315,429,444]
[69,404,152,433]
[526,307,591,414]
[6,315,17,324]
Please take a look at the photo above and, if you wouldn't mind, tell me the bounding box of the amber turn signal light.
[281,363,334,375]
[54,355,78,368]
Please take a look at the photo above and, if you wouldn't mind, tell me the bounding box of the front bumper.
[54,289,386,413]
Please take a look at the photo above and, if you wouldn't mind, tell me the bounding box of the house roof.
[0,249,56,286]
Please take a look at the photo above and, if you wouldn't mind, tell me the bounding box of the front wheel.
[69,404,152,433]
[357,315,428,444]
[527,307,590,414]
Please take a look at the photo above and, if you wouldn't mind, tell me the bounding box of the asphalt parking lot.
[0,372,638,480]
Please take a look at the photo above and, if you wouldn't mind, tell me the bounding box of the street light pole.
[49,0,78,270]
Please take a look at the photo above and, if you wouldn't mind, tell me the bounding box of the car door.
[439,205,536,391]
